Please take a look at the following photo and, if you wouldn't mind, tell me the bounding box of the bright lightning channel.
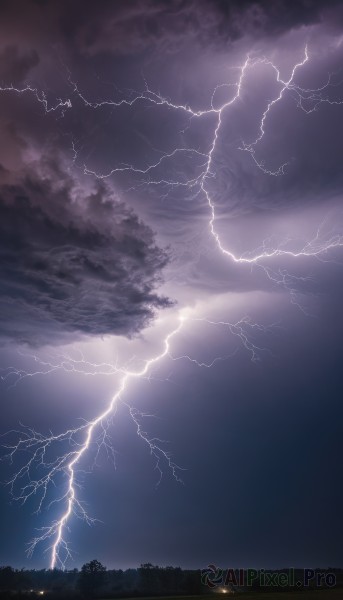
[4,316,184,569]
[48,316,187,569]
[2,311,273,568]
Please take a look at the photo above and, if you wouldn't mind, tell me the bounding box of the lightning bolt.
[3,316,185,568]
[1,310,275,568]
[0,84,72,114]
[68,46,343,273]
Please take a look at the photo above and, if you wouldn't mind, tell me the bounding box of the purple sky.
[0,0,343,570]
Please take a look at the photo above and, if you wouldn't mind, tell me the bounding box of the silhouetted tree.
[139,563,161,594]
[0,566,32,593]
[183,569,203,594]
[163,565,183,592]
[78,559,107,598]
[0,566,15,591]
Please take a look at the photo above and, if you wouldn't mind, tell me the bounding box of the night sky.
[0,0,343,571]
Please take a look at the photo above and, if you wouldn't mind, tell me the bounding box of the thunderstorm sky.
[0,0,343,570]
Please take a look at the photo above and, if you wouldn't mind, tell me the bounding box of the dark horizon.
[1,563,343,598]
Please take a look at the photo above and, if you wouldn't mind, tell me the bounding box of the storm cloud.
[0,160,170,345]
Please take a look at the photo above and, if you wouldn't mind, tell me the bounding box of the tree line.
[0,560,204,599]
[2,562,342,599]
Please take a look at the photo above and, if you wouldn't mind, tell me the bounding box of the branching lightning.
[1,314,271,387]
[0,84,72,114]
[70,46,343,270]
[2,317,185,568]
[2,312,271,567]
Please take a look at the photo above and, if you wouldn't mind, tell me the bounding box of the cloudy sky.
[0,0,343,570]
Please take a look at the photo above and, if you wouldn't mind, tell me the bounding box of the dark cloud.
[57,0,343,57]
[211,0,343,38]
[0,160,171,345]
[0,0,342,66]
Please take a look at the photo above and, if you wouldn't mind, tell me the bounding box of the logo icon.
[201,564,224,588]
